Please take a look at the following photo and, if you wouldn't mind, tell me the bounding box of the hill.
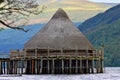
[79,4,120,66]
[31,0,115,23]
[0,24,44,53]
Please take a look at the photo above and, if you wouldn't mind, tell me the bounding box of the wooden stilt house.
[0,8,104,74]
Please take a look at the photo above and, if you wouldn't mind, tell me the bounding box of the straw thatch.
[24,8,94,50]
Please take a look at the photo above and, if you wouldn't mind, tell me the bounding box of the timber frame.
[0,47,104,74]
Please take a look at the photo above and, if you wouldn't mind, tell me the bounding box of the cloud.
[88,0,120,3]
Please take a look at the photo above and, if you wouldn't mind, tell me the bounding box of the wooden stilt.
[37,59,40,74]
[35,59,37,74]
[40,58,43,74]
[3,61,5,74]
[10,60,13,74]
[52,59,54,74]
[86,49,89,74]
[80,58,83,74]
[91,59,94,73]
[100,47,104,73]
[21,60,24,74]
[7,61,10,74]
[75,60,78,74]
[14,60,17,74]
[32,59,35,74]
[69,59,72,74]
[62,59,64,74]
[47,60,50,74]
[0,60,2,74]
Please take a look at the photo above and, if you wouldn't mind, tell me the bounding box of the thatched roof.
[24,8,94,50]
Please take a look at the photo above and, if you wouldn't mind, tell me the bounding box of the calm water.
[0,67,120,80]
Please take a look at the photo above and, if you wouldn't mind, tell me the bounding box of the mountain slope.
[31,0,115,23]
[79,4,120,32]
[78,4,120,66]
[0,24,44,53]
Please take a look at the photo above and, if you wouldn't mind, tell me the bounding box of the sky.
[89,0,120,3]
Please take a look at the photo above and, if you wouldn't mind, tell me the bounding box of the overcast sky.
[88,0,120,3]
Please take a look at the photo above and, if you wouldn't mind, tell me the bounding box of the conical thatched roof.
[24,8,94,50]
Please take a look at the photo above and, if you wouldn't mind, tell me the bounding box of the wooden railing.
[10,49,103,60]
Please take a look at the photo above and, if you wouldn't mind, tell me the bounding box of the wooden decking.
[0,48,104,74]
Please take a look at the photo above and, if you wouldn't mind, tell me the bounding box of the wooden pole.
[69,59,72,74]
[0,60,2,74]
[21,60,23,74]
[7,61,10,74]
[37,59,40,74]
[80,58,83,74]
[14,60,17,74]
[91,59,94,73]
[47,60,50,74]
[35,59,37,74]
[75,60,78,74]
[96,50,99,73]
[24,49,27,74]
[86,49,88,74]
[10,60,13,74]
[62,59,64,74]
[3,61,5,74]
[100,47,104,73]
[52,59,55,74]
[32,59,34,74]
[40,57,43,74]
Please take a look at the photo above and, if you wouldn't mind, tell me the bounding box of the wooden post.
[32,59,34,74]
[52,59,55,74]
[75,59,78,74]
[86,49,89,74]
[47,60,50,74]
[3,61,5,74]
[40,57,43,74]
[10,60,13,74]
[91,59,94,73]
[14,60,17,74]
[35,59,37,74]
[80,57,83,74]
[62,59,64,74]
[69,59,72,74]
[21,60,23,74]
[100,47,104,73]
[96,50,99,73]
[24,49,27,74]
[7,61,9,74]
[0,60,2,74]
[37,59,40,74]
